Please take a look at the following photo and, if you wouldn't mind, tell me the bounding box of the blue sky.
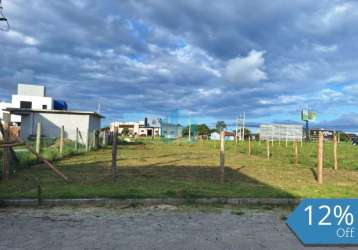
[1,0,358,131]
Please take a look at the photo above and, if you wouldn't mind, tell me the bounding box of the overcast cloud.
[0,0,358,129]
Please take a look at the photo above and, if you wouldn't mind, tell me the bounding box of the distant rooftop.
[4,108,104,118]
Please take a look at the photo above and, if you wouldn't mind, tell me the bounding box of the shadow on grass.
[0,159,296,199]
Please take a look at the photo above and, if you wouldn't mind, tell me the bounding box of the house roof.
[4,108,105,118]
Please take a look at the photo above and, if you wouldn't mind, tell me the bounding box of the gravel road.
[0,205,353,250]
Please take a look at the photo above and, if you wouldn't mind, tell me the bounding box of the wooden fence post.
[248,136,251,157]
[2,122,10,180]
[317,132,323,184]
[333,133,338,170]
[294,140,298,165]
[36,122,41,154]
[220,131,225,184]
[266,140,270,159]
[59,125,64,157]
[112,127,118,180]
[75,127,79,152]
[94,130,99,150]
[102,130,107,146]
[86,130,90,152]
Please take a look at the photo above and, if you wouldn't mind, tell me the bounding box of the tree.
[122,127,129,136]
[338,131,349,142]
[215,121,227,131]
[197,124,210,136]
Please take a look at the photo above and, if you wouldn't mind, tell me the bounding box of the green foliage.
[122,127,130,136]
[338,131,350,142]
[215,121,227,131]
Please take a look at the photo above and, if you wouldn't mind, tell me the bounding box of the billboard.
[301,109,316,121]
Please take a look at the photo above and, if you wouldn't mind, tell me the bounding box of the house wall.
[20,113,101,143]
[18,84,46,97]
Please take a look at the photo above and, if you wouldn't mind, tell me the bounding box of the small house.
[5,108,104,143]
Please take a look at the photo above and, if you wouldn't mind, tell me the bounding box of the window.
[42,105,47,109]
[20,101,32,109]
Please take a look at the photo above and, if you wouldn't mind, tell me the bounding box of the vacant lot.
[0,139,357,199]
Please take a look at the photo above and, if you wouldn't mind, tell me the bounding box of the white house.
[110,117,182,138]
[0,83,55,124]
[5,108,104,143]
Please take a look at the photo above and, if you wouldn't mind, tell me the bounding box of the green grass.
[0,139,357,199]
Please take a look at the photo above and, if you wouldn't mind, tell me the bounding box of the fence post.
[75,127,79,152]
[112,127,118,180]
[2,122,10,180]
[333,133,338,170]
[248,136,251,157]
[94,130,99,150]
[220,131,225,184]
[294,140,298,165]
[36,122,41,154]
[102,130,107,146]
[85,130,89,152]
[266,140,270,159]
[59,125,64,157]
[317,132,323,184]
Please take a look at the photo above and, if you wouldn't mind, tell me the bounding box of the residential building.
[110,117,182,138]
[5,108,103,143]
[210,131,235,141]
[0,83,67,125]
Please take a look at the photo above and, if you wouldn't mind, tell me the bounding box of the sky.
[0,0,358,131]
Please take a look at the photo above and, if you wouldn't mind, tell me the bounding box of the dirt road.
[0,205,351,250]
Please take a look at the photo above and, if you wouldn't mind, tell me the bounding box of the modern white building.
[110,117,182,138]
[0,84,55,124]
[5,108,104,143]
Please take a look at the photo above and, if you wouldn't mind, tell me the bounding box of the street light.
[0,0,10,32]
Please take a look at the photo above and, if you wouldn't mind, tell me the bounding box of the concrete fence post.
[36,122,41,154]
[59,125,64,157]
[333,133,338,170]
[112,127,118,181]
[220,131,225,184]
[248,136,251,157]
[294,140,298,165]
[75,127,79,152]
[317,132,324,184]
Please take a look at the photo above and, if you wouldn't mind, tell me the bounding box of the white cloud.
[198,88,222,97]
[258,95,305,105]
[319,88,344,102]
[313,44,338,53]
[280,62,311,81]
[224,50,267,85]
[5,30,39,46]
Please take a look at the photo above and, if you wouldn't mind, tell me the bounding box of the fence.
[0,121,114,179]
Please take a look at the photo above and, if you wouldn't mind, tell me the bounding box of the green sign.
[302,109,316,121]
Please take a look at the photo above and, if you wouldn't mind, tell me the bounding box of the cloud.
[0,0,357,129]
[4,30,39,45]
[224,50,267,85]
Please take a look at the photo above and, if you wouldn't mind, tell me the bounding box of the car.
[352,137,358,146]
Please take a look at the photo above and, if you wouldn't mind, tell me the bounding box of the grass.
[0,138,357,199]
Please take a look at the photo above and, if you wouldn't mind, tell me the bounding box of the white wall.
[12,94,53,110]
[20,112,101,143]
